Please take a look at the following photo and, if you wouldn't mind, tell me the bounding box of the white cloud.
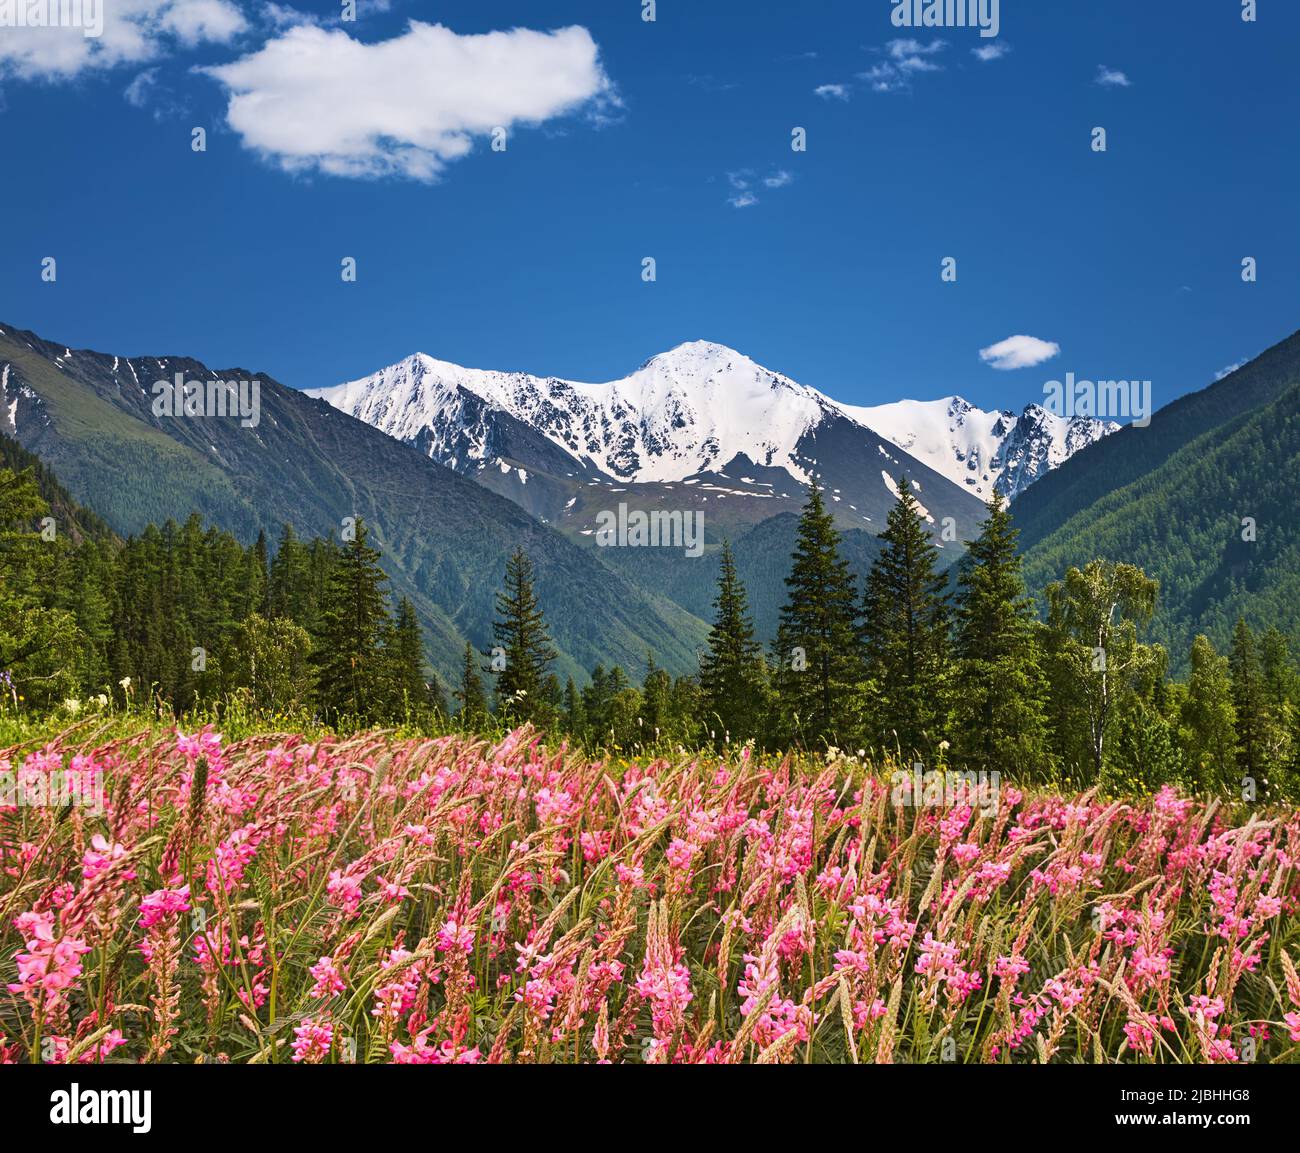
[858,63,907,93]
[814,83,850,101]
[725,168,791,208]
[972,43,1009,62]
[124,68,159,107]
[896,54,943,74]
[979,334,1061,371]
[1095,64,1131,88]
[161,0,246,45]
[202,21,619,182]
[123,64,187,117]
[0,0,247,81]
[887,38,945,60]
[1215,357,1250,381]
[261,2,320,29]
[859,39,946,93]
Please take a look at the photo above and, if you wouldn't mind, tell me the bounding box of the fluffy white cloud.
[972,42,1009,62]
[202,21,618,181]
[979,334,1061,371]
[1095,64,1131,88]
[814,82,850,101]
[0,0,246,81]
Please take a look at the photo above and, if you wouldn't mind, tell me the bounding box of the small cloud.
[858,63,908,93]
[1094,64,1131,88]
[814,83,850,101]
[972,43,1009,62]
[861,39,946,93]
[897,54,942,74]
[1215,357,1251,381]
[262,3,323,29]
[887,39,945,60]
[123,66,188,119]
[979,334,1061,371]
[124,69,158,109]
[724,168,792,207]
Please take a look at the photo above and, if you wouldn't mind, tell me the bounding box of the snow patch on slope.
[845,396,1117,500]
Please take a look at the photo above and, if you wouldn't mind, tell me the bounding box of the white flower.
[63,698,81,714]
[119,677,132,691]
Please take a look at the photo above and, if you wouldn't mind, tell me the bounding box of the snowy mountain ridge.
[307,341,1116,501]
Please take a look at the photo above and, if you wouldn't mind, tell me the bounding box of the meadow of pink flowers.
[1,725,1298,1064]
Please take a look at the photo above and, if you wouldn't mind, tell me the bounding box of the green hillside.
[1022,382,1300,670]
[1014,329,1300,549]
[0,325,708,684]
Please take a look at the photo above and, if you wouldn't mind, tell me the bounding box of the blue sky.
[1,0,1296,415]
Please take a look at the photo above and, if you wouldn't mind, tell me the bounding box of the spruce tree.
[861,477,951,758]
[562,676,584,740]
[311,517,391,722]
[582,664,610,737]
[1229,618,1265,783]
[385,597,431,720]
[773,483,861,748]
[1181,634,1237,792]
[1260,627,1297,782]
[456,641,489,725]
[951,492,1051,776]
[491,547,556,723]
[699,540,766,744]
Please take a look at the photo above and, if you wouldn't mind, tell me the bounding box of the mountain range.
[308,341,1116,538]
[7,318,1292,683]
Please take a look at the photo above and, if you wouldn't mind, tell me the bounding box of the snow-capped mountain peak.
[840,395,1118,499]
[307,344,1115,504]
[309,341,838,485]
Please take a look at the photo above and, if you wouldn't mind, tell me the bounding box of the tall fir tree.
[1229,618,1265,783]
[311,518,391,721]
[491,547,556,723]
[699,540,767,744]
[861,477,951,758]
[385,596,432,719]
[773,483,861,748]
[1181,634,1237,792]
[950,492,1051,776]
[562,676,585,740]
[1259,627,1297,787]
[455,641,488,724]
[246,529,271,619]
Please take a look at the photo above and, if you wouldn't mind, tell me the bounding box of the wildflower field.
[2,725,1299,1065]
